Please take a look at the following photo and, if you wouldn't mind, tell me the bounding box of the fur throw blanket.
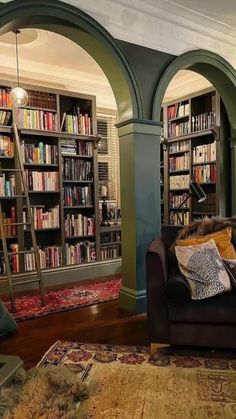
[176,217,236,243]
[0,365,89,419]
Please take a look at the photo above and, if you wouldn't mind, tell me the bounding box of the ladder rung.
[0,169,22,172]
[3,222,31,226]
[13,278,41,286]
[7,250,36,255]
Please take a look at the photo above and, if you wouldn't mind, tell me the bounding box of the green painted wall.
[117,40,174,119]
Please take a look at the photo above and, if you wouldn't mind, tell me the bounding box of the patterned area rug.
[3,278,122,321]
[38,341,236,418]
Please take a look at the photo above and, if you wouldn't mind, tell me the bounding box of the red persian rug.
[3,278,122,321]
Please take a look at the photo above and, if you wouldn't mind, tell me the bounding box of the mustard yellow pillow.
[176,227,236,260]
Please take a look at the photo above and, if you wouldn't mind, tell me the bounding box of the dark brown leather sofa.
[146,225,236,348]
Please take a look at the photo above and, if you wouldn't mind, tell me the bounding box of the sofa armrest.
[146,238,170,344]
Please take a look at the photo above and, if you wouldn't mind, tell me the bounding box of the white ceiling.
[0,28,212,108]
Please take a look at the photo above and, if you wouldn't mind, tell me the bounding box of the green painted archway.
[152,49,236,137]
[153,49,236,216]
[0,0,142,122]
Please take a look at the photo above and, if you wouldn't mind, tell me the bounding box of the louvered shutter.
[97,110,120,205]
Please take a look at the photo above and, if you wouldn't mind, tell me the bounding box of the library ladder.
[0,123,45,312]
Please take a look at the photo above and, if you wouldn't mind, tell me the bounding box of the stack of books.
[64,214,95,237]
[63,158,93,181]
[25,170,59,191]
[0,136,14,157]
[65,241,96,265]
[21,141,58,164]
[63,185,92,206]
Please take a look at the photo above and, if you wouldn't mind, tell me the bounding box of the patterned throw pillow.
[175,239,231,300]
[222,259,236,288]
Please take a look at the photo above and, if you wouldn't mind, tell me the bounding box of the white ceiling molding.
[1,0,236,67]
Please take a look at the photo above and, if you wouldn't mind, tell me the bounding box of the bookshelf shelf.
[62,180,93,184]
[0,126,12,133]
[64,205,94,209]
[65,235,95,240]
[100,225,121,232]
[28,190,60,193]
[24,227,61,232]
[162,87,230,226]
[192,161,216,166]
[169,169,189,174]
[24,163,59,168]
[168,115,189,122]
[20,106,57,113]
[61,153,92,159]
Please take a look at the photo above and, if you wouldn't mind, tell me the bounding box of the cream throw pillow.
[175,239,231,300]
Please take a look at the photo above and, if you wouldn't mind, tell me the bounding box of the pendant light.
[10,30,28,107]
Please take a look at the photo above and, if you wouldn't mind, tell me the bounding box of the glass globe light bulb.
[10,86,28,107]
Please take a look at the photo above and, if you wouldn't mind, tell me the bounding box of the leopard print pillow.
[175,239,231,300]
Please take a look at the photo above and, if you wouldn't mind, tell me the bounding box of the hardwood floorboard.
[0,300,148,369]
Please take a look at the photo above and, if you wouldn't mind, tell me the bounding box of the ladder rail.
[0,202,16,312]
[9,123,46,310]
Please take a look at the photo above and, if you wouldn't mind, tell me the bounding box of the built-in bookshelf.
[162,88,231,226]
[0,82,121,280]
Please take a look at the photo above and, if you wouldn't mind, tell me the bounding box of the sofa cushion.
[175,239,231,300]
[176,227,236,260]
[168,289,236,324]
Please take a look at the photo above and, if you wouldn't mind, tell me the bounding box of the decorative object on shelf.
[3,278,122,321]
[176,180,206,225]
[100,195,110,226]
[10,30,28,107]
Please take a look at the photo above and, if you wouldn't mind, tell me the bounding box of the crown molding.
[1,0,236,67]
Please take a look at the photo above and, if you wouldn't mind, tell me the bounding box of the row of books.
[63,186,92,207]
[25,170,59,191]
[0,207,16,237]
[168,121,189,138]
[64,214,95,237]
[0,136,14,157]
[169,155,189,172]
[169,192,190,208]
[63,158,93,181]
[193,164,216,183]
[193,142,216,163]
[21,141,58,165]
[0,110,12,126]
[169,174,189,190]
[167,102,189,120]
[18,109,58,131]
[23,206,59,230]
[192,193,216,213]
[0,88,12,108]
[191,112,216,132]
[65,241,96,265]
[26,90,57,110]
[170,210,190,226]
[61,113,91,135]
[0,174,15,196]
[0,244,19,274]
[100,245,121,260]
[61,139,93,156]
[168,140,189,154]
[24,246,63,271]
[100,231,121,244]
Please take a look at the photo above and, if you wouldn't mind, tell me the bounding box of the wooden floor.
[0,298,148,369]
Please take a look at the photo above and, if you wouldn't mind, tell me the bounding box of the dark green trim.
[0,0,142,121]
[116,118,162,128]
[119,286,146,314]
[152,49,236,137]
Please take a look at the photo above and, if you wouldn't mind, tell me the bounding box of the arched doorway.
[0,0,159,314]
[152,50,236,214]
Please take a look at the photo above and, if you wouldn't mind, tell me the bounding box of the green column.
[117,119,162,313]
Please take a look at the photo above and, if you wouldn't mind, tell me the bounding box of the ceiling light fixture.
[10,30,28,107]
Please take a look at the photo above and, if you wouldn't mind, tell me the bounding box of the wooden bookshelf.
[162,87,231,226]
[0,81,120,279]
